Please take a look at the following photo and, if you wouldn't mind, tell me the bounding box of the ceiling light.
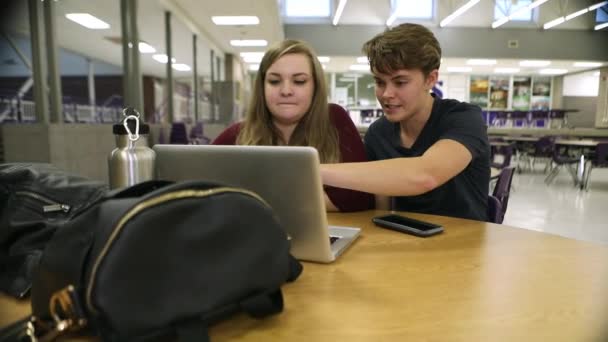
[565,8,588,21]
[386,12,398,26]
[594,71,601,76]
[339,77,356,82]
[317,56,330,63]
[240,52,264,63]
[138,42,156,53]
[520,60,551,67]
[447,67,472,73]
[543,17,565,29]
[65,13,110,29]
[440,0,480,27]
[332,0,348,26]
[595,22,608,30]
[589,1,608,11]
[356,57,368,64]
[573,62,603,67]
[349,64,370,71]
[539,68,568,75]
[211,16,259,25]
[322,64,327,70]
[466,59,496,66]
[495,67,520,73]
[152,54,176,64]
[248,64,260,71]
[172,64,191,71]
[230,40,267,47]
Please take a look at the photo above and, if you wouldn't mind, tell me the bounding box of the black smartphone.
[372,214,444,237]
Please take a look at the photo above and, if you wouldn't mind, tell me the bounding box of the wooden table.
[2,211,608,341]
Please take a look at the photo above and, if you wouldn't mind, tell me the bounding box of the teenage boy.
[320,23,490,221]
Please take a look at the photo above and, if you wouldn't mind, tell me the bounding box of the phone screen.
[377,214,440,231]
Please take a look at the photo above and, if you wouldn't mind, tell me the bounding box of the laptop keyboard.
[329,236,340,244]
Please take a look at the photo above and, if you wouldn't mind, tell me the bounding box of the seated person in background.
[213,39,373,212]
[319,23,490,221]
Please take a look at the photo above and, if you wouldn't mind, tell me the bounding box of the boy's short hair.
[363,23,441,76]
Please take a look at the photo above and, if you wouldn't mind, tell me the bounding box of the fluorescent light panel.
[494,67,520,73]
[589,1,608,11]
[152,54,176,64]
[467,59,496,66]
[138,42,156,53]
[440,0,480,27]
[211,16,259,25]
[539,68,568,75]
[172,64,191,71]
[333,0,348,26]
[520,60,551,67]
[543,1,607,30]
[230,40,267,47]
[249,64,260,71]
[573,62,603,67]
[349,64,370,71]
[65,13,110,29]
[596,22,608,30]
[543,17,565,29]
[447,67,472,73]
[356,56,368,64]
[317,56,330,63]
[565,8,588,20]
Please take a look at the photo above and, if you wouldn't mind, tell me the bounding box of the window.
[494,0,533,21]
[285,0,331,17]
[393,0,433,19]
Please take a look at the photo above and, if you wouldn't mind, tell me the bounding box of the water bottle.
[108,108,156,189]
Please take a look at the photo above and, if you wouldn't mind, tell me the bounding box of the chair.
[582,142,608,189]
[530,136,555,172]
[487,195,503,224]
[189,122,211,145]
[169,122,189,144]
[490,166,515,224]
[544,143,579,186]
[491,144,514,169]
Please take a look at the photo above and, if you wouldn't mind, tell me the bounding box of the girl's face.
[264,53,315,126]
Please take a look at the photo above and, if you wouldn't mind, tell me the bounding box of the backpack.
[0,163,108,298]
[27,180,302,341]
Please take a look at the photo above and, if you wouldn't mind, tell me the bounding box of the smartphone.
[372,214,444,237]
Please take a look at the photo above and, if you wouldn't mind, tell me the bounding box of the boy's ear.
[425,69,439,89]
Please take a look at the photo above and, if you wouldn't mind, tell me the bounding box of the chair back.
[169,122,189,144]
[491,144,513,169]
[487,195,503,224]
[189,122,211,145]
[492,166,515,224]
[592,142,608,167]
[533,136,554,158]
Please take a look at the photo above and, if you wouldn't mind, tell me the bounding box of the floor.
[502,161,608,246]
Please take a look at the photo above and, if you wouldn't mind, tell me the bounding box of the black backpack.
[26,180,302,341]
[0,163,108,298]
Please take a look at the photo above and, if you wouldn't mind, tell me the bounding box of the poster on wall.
[512,76,531,110]
[469,76,489,109]
[489,76,509,109]
[531,76,551,110]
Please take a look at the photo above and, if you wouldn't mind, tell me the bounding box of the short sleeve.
[439,104,487,159]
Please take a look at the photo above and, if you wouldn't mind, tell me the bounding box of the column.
[165,11,174,123]
[28,0,49,123]
[43,0,63,123]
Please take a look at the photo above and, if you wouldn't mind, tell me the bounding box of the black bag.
[27,180,302,341]
[0,163,108,298]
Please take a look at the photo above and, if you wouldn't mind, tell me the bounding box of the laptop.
[153,144,361,263]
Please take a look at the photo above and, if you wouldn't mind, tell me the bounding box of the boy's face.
[373,68,438,123]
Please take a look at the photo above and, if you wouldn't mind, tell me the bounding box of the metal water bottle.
[108,108,156,189]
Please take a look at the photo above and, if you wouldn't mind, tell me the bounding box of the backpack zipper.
[15,190,71,213]
[85,187,272,315]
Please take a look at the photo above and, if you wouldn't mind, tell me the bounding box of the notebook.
[153,144,361,263]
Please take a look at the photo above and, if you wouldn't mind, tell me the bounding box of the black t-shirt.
[364,97,490,221]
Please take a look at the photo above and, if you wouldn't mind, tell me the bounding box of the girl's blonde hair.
[236,39,340,163]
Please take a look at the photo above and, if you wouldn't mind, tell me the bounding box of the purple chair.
[530,136,555,172]
[169,122,189,144]
[189,122,211,145]
[583,142,608,189]
[487,195,502,224]
[491,166,515,224]
[545,142,579,186]
[491,144,514,169]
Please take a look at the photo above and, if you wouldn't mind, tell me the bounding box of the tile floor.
[502,163,608,245]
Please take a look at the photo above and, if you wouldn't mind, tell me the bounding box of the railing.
[0,99,122,124]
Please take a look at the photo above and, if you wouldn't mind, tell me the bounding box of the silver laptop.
[153,144,361,263]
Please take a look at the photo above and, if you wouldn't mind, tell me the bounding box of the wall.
[562,70,601,128]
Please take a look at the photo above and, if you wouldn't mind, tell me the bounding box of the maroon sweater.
[213,103,373,212]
